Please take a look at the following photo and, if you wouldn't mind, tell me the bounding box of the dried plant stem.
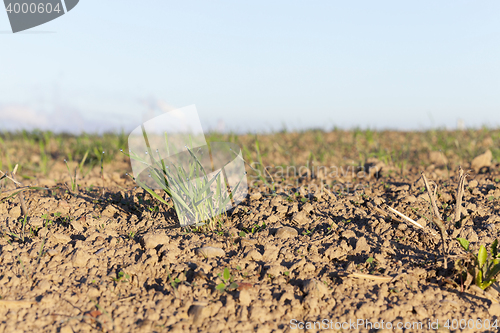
[100,151,105,196]
[421,171,449,269]
[0,169,21,186]
[348,272,392,282]
[451,167,468,239]
[453,166,467,224]
[386,206,424,229]
[11,165,27,218]
[383,205,439,238]
[421,172,442,220]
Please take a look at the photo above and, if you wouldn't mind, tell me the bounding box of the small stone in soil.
[275,226,298,239]
[196,246,225,258]
[141,232,169,249]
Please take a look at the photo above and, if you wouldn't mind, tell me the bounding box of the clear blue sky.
[1,1,499,133]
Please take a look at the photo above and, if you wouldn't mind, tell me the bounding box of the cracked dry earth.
[2,134,500,332]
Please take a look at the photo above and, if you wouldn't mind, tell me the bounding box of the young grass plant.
[1,213,49,282]
[456,238,500,290]
[123,130,245,230]
[64,149,89,193]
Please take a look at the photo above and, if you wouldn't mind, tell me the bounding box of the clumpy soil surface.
[2,129,500,332]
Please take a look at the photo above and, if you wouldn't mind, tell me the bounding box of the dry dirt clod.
[275,226,298,239]
[51,232,72,244]
[429,151,448,166]
[250,192,262,201]
[238,289,252,306]
[57,200,71,214]
[86,216,109,227]
[471,149,492,173]
[266,215,279,223]
[28,217,44,228]
[59,325,73,333]
[265,264,282,277]
[468,179,478,188]
[71,249,90,267]
[70,219,84,232]
[354,236,370,254]
[245,249,263,261]
[302,202,314,213]
[292,211,309,225]
[196,246,225,258]
[364,157,385,179]
[188,305,208,324]
[489,303,500,316]
[302,279,328,299]
[141,232,169,249]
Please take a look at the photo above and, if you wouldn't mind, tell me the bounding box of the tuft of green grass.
[123,133,245,229]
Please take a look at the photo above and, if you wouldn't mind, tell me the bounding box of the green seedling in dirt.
[171,277,181,287]
[242,221,266,234]
[122,131,245,230]
[112,271,131,283]
[302,227,315,236]
[456,238,500,290]
[147,205,159,213]
[166,270,181,298]
[326,220,337,234]
[216,267,238,292]
[41,214,54,226]
[366,257,377,273]
[1,213,49,281]
[127,231,136,240]
[64,149,89,193]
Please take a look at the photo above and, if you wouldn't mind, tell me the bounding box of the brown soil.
[1,129,500,332]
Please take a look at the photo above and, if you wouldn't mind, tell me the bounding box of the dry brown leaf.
[85,310,102,318]
[237,282,253,290]
[348,272,392,282]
